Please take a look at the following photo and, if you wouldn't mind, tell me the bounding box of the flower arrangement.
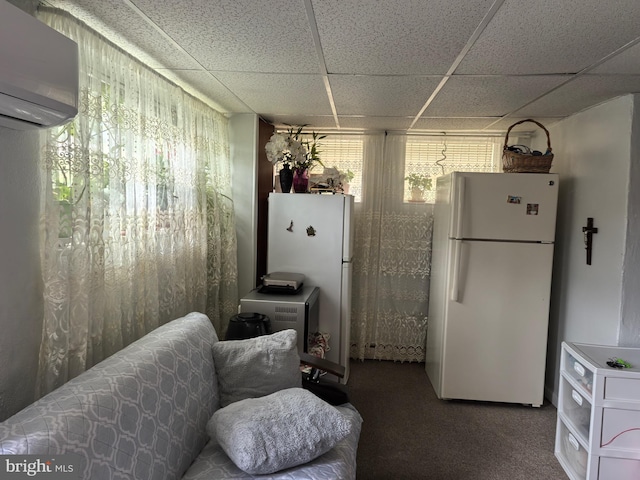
[265,125,325,173]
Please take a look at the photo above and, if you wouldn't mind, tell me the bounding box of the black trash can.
[225,312,272,340]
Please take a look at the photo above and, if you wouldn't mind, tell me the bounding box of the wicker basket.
[502,119,553,173]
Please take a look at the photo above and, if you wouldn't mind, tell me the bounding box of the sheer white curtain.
[351,133,433,362]
[36,9,238,396]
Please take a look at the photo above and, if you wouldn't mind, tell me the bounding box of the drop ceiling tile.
[425,75,569,117]
[338,116,414,131]
[513,75,640,117]
[410,117,501,132]
[457,0,640,75]
[487,117,564,133]
[131,0,319,73]
[591,42,640,74]
[213,72,333,116]
[330,75,442,116]
[165,70,252,114]
[38,0,640,128]
[42,0,199,70]
[312,0,495,75]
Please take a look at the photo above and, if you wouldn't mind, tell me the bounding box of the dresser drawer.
[561,377,592,441]
[557,420,588,480]
[564,351,594,396]
[599,457,640,480]
[601,408,640,452]
[604,376,640,403]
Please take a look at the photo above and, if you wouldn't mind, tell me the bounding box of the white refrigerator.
[425,172,559,406]
[267,193,354,383]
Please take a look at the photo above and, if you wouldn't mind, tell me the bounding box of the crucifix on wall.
[582,217,598,265]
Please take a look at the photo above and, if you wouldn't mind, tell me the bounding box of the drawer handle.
[568,433,580,451]
[573,361,586,377]
[571,390,583,406]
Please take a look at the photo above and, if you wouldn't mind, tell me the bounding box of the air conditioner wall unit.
[0,1,78,130]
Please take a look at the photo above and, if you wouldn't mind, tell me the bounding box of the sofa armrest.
[300,352,345,379]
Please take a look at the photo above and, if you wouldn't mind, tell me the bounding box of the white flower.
[265,133,289,164]
[264,126,324,171]
[288,139,307,162]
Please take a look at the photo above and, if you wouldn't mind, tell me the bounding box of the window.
[278,132,503,204]
[315,135,364,201]
[404,136,502,203]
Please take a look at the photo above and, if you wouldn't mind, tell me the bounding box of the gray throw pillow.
[212,329,301,407]
[208,387,353,475]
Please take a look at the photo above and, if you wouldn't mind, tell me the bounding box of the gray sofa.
[0,312,362,479]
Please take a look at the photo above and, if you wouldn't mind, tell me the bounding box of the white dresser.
[556,342,640,479]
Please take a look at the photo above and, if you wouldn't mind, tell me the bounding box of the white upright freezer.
[267,193,354,383]
[425,172,559,406]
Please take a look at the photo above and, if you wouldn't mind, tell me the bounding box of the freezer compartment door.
[441,240,554,405]
[450,172,558,242]
[268,193,346,275]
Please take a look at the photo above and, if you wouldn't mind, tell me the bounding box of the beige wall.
[534,94,640,405]
[230,113,259,299]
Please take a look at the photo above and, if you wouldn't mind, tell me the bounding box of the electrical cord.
[435,132,447,175]
[601,427,640,447]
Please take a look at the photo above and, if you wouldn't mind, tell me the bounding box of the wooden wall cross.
[582,217,598,265]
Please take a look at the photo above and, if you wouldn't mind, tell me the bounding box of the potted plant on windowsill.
[405,173,432,202]
[336,168,354,194]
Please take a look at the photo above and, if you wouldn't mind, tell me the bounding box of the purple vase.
[293,168,309,193]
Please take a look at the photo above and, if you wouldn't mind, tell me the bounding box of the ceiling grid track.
[409,0,507,130]
[485,33,640,130]
[121,0,251,112]
[37,0,640,133]
[303,0,340,129]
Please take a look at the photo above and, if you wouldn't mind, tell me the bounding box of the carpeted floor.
[347,360,567,480]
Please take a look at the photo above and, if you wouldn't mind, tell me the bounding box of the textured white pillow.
[208,387,354,475]
[212,329,301,407]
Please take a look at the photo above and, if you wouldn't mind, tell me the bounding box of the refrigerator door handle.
[450,239,462,302]
[450,175,466,239]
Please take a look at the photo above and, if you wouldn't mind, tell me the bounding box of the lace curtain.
[350,134,502,362]
[36,9,238,396]
[351,133,433,362]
